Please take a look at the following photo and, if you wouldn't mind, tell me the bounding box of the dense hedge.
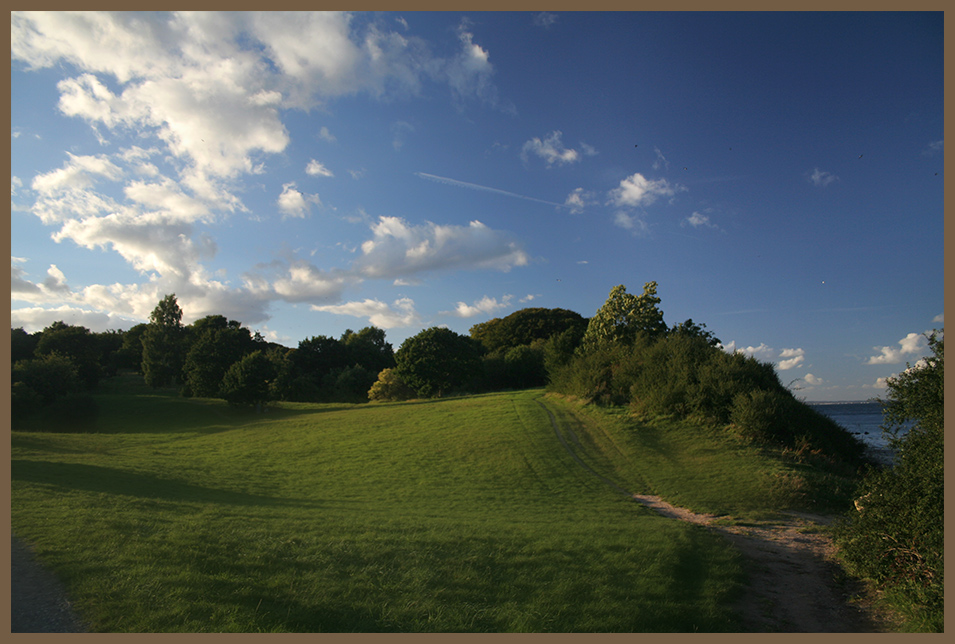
[548,332,866,465]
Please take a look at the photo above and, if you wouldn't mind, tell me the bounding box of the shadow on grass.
[11,460,331,510]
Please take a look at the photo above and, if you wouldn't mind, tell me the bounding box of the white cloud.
[564,188,591,214]
[866,332,928,365]
[533,12,558,28]
[243,258,348,304]
[802,373,824,386]
[609,173,683,208]
[312,297,420,329]
[726,342,776,360]
[684,211,717,229]
[652,147,669,171]
[355,216,529,279]
[922,139,943,155]
[933,313,944,323]
[446,294,513,318]
[613,211,649,236]
[277,182,320,218]
[522,130,579,166]
[305,159,334,177]
[318,126,336,142]
[808,167,838,187]
[777,347,806,370]
[10,304,144,333]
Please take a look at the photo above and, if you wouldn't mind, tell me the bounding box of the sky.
[10,11,945,401]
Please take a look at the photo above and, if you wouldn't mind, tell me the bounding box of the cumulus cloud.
[866,332,928,365]
[10,304,144,333]
[446,294,513,318]
[305,159,334,177]
[609,173,683,208]
[11,11,519,332]
[312,297,420,329]
[277,182,320,218]
[802,373,824,386]
[933,313,944,323]
[564,188,591,214]
[808,167,838,187]
[355,216,529,279]
[683,211,718,229]
[613,211,649,236]
[522,130,580,167]
[777,347,806,370]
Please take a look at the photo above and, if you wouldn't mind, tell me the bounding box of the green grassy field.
[11,376,850,632]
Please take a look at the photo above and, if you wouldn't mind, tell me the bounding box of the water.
[808,401,907,466]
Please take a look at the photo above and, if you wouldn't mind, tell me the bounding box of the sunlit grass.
[11,378,831,632]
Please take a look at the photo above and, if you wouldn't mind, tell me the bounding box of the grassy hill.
[10,375,856,632]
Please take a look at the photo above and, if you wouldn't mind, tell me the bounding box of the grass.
[11,375,854,632]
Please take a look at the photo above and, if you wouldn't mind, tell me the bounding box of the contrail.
[415,172,565,208]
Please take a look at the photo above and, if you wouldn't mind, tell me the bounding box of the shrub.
[368,368,416,402]
[220,351,273,409]
[832,332,943,631]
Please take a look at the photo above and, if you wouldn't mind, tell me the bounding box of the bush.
[832,332,943,631]
[220,351,273,409]
[368,368,416,402]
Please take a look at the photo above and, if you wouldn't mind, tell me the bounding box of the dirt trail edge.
[536,399,890,633]
[11,535,88,633]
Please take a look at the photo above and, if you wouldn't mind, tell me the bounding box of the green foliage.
[551,320,864,465]
[116,323,148,372]
[367,367,416,401]
[34,322,103,388]
[141,294,186,388]
[12,352,82,405]
[340,327,396,375]
[579,282,667,352]
[395,326,482,398]
[832,331,944,631]
[470,307,587,353]
[219,351,274,408]
[181,316,255,398]
[11,327,39,363]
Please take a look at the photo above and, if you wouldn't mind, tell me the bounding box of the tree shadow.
[11,460,333,510]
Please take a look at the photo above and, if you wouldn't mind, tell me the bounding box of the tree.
[395,327,482,398]
[833,331,944,631]
[341,326,396,375]
[181,315,255,397]
[116,323,149,372]
[220,351,274,409]
[579,282,668,352]
[470,308,588,353]
[142,294,186,387]
[11,327,39,363]
[34,322,102,388]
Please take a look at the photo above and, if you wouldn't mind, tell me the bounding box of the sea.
[807,400,907,466]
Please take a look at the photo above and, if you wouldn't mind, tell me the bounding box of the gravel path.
[11,535,87,633]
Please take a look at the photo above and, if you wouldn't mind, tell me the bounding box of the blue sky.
[10,11,944,401]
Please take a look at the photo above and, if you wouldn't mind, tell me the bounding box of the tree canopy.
[395,327,482,398]
[579,282,667,351]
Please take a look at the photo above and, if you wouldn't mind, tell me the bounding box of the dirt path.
[10,535,87,633]
[537,399,892,632]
